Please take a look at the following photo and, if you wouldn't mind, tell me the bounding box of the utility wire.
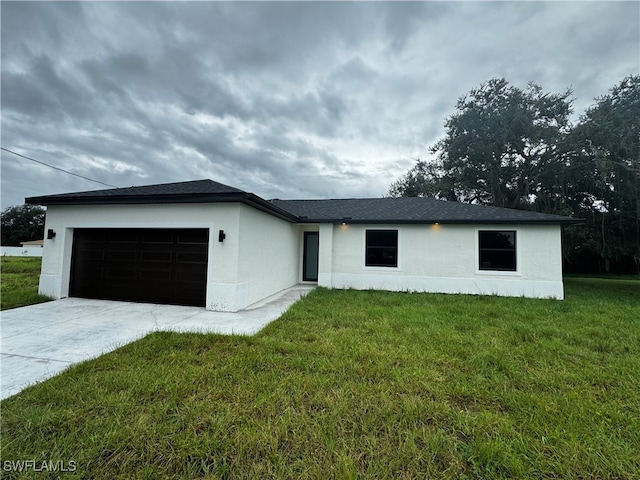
[1,147,118,188]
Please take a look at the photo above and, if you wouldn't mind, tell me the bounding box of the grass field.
[0,257,51,310]
[1,269,638,478]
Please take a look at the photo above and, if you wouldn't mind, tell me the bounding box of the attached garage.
[26,180,302,312]
[70,228,209,307]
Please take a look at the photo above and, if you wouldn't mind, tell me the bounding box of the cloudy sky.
[1,1,638,209]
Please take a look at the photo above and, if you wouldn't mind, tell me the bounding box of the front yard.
[0,257,51,310]
[1,268,638,478]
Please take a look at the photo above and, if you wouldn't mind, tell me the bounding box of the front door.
[303,231,319,282]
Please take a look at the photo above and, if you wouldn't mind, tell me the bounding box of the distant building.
[20,240,44,247]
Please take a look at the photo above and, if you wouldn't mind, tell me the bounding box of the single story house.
[26,179,579,311]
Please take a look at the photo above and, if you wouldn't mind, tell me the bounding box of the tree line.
[389,75,640,274]
[1,205,46,247]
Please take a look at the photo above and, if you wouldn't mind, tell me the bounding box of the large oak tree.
[389,76,640,273]
[390,78,574,212]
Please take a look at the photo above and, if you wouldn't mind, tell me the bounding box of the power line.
[1,147,118,188]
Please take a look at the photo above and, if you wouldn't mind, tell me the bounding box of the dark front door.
[70,228,209,307]
[303,231,319,282]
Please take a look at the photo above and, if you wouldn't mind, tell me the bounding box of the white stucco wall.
[319,223,565,299]
[38,202,303,312]
[235,205,300,308]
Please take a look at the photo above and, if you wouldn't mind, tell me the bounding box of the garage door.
[70,228,209,307]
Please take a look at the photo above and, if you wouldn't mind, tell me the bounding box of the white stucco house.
[26,179,580,311]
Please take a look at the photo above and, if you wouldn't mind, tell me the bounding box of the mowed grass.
[0,257,51,310]
[1,278,639,479]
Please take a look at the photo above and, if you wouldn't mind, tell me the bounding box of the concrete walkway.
[0,285,314,399]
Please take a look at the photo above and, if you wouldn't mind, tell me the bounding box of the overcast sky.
[1,1,638,209]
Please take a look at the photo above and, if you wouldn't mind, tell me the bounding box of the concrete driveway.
[1,285,314,399]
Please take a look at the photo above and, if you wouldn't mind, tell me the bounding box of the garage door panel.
[141,230,174,244]
[176,229,208,242]
[105,266,138,279]
[108,231,138,243]
[175,270,207,284]
[176,252,208,263]
[76,230,108,243]
[75,250,105,262]
[106,250,138,262]
[139,269,173,281]
[140,251,173,262]
[70,228,209,307]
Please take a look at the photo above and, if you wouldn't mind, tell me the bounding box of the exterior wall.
[232,205,299,309]
[319,223,565,299]
[1,246,44,257]
[38,203,247,311]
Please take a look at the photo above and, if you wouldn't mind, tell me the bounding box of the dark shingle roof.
[26,179,244,202]
[271,197,580,225]
[26,179,580,225]
[25,179,298,222]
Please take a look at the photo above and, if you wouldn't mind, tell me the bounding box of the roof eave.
[242,194,299,222]
[25,193,249,206]
[308,218,584,225]
[25,192,299,223]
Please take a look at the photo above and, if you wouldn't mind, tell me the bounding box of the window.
[366,230,398,267]
[479,230,516,271]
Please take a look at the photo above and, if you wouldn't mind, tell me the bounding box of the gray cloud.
[2,1,638,210]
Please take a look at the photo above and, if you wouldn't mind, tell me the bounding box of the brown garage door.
[70,228,209,307]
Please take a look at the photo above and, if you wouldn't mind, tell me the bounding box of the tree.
[388,159,457,200]
[564,75,640,273]
[1,205,46,246]
[389,78,574,214]
[389,75,640,273]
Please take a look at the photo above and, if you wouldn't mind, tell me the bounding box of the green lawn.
[1,277,639,479]
[0,256,51,310]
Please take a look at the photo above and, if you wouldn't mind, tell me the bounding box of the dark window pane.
[479,230,516,271]
[366,247,397,266]
[366,230,398,267]
[367,230,397,247]
[480,250,516,270]
[479,231,515,249]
